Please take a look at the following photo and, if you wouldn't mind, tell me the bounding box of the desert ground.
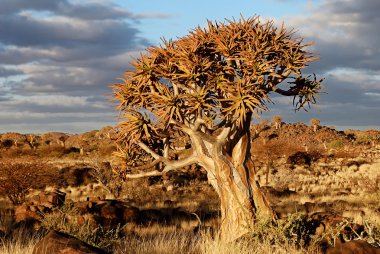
[0,121,379,253]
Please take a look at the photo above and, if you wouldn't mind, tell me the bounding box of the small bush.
[1,139,13,149]
[0,160,52,205]
[327,139,344,150]
[41,203,123,250]
[354,135,374,145]
[89,160,124,199]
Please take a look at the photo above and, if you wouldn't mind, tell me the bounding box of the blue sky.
[116,0,310,43]
[0,0,379,133]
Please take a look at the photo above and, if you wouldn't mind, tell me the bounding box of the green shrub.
[355,135,373,145]
[327,139,344,150]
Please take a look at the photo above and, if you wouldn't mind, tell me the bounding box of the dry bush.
[41,203,122,251]
[252,138,302,163]
[199,214,322,254]
[0,159,54,205]
[0,139,13,150]
[34,144,66,158]
[327,139,345,150]
[89,160,124,199]
[252,138,302,184]
[0,147,35,159]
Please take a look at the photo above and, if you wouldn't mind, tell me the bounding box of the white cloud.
[2,95,88,107]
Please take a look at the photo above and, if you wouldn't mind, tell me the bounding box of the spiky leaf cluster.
[112,16,324,146]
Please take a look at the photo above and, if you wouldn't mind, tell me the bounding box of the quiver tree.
[272,115,283,130]
[112,16,324,241]
[310,118,321,133]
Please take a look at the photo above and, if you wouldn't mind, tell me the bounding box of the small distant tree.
[310,118,320,132]
[58,136,67,147]
[272,115,283,130]
[27,134,40,150]
[0,160,50,205]
[252,138,299,185]
[112,16,324,241]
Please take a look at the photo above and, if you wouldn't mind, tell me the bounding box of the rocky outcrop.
[75,199,139,230]
[32,230,108,254]
[15,190,65,223]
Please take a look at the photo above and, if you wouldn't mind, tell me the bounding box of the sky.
[0,0,379,133]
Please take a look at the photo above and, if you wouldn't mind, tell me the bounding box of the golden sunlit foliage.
[112,16,324,147]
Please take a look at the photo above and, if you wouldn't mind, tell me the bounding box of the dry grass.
[0,238,39,254]
[0,227,44,254]
[114,231,200,254]
[1,224,323,254]
[1,127,379,253]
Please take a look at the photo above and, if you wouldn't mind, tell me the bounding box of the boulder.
[14,204,42,223]
[30,190,66,207]
[32,230,108,254]
[15,190,66,224]
[74,200,139,229]
[327,240,380,254]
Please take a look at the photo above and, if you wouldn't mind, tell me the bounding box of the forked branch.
[124,154,198,179]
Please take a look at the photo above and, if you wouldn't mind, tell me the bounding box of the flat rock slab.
[32,230,108,254]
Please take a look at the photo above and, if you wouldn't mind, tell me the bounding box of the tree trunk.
[203,134,276,242]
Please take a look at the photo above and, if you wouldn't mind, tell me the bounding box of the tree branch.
[270,86,300,96]
[124,154,198,179]
[172,83,179,96]
[174,82,195,94]
[163,138,169,158]
[138,141,161,160]
[163,154,198,171]
[130,158,163,171]
[124,169,165,179]
[216,127,231,144]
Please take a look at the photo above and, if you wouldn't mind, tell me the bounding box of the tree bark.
[205,156,275,241]
[202,133,276,242]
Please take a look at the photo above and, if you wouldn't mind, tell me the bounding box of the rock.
[32,230,108,254]
[45,190,66,206]
[122,206,139,222]
[74,200,139,229]
[14,204,42,223]
[75,201,94,214]
[327,240,380,254]
[30,190,66,207]
[87,196,103,202]
[99,203,119,220]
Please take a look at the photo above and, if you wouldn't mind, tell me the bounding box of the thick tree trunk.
[203,133,276,242]
[206,156,275,241]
